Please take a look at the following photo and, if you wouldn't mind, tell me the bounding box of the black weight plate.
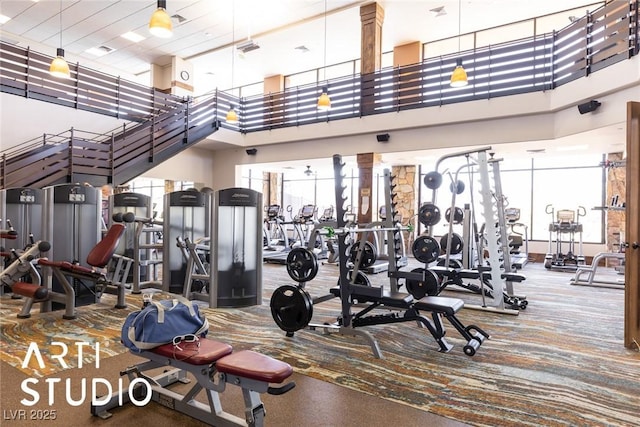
[350,270,371,286]
[405,268,440,298]
[270,285,313,333]
[412,235,440,264]
[418,203,441,227]
[338,270,371,288]
[348,240,378,269]
[440,233,464,255]
[286,247,319,283]
[423,171,442,189]
[436,258,463,269]
[449,180,465,194]
[445,206,464,224]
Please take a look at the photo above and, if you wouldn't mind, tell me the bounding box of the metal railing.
[0,0,637,188]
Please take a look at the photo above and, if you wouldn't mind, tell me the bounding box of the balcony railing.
[1,1,637,142]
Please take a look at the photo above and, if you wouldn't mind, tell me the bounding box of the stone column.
[357,152,381,225]
[392,165,417,253]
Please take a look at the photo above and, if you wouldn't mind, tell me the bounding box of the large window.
[417,153,605,244]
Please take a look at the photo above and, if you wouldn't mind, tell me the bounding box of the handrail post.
[110,132,115,183]
[68,127,74,182]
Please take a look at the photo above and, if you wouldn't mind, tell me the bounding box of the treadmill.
[263,204,317,265]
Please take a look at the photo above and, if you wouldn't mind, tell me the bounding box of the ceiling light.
[450,59,468,87]
[317,88,331,111]
[226,104,239,124]
[149,0,173,38]
[450,0,468,88]
[0,14,11,24]
[429,6,447,17]
[121,31,146,43]
[86,46,115,57]
[49,0,70,79]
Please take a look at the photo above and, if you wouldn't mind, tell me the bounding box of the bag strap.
[170,295,197,316]
[150,300,166,323]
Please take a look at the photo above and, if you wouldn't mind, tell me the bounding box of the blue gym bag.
[121,296,209,352]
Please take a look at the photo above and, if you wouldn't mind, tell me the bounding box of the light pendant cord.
[59,0,63,50]
[323,0,327,82]
[457,0,461,53]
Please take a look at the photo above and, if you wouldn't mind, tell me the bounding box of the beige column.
[360,3,384,116]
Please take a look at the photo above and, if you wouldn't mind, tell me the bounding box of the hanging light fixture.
[226,2,239,124]
[149,0,173,38]
[49,0,70,79]
[450,0,468,87]
[317,0,331,110]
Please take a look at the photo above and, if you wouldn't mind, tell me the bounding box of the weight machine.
[544,205,586,271]
[269,155,490,358]
[409,149,528,313]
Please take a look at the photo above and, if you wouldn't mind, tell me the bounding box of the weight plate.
[449,180,465,195]
[412,235,440,264]
[286,247,319,283]
[270,285,313,333]
[423,171,443,189]
[440,233,464,255]
[405,268,440,299]
[418,203,441,227]
[436,258,463,269]
[445,206,464,224]
[348,240,378,269]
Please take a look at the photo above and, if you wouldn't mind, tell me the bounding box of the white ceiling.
[0,0,603,94]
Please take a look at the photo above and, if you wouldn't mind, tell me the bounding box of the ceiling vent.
[237,39,260,53]
[171,14,187,24]
[295,45,310,53]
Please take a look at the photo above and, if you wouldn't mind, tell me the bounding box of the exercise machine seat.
[87,223,126,268]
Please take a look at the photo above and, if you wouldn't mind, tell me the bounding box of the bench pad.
[216,350,293,384]
[151,338,233,365]
[414,296,464,316]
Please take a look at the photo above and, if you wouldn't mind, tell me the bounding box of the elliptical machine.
[544,205,586,271]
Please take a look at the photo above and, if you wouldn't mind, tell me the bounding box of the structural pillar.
[624,101,640,350]
[360,2,384,115]
[357,152,381,225]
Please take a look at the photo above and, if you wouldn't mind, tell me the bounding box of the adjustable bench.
[429,266,528,310]
[92,338,295,427]
[11,224,133,319]
[329,287,489,356]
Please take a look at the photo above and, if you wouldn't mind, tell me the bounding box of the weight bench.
[92,337,295,427]
[329,287,489,356]
[13,224,133,319]
[429,266,528,310]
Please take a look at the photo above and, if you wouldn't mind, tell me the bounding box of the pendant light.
[317,0,331,111]
[226,2,239,124]
[149,0,173,38]
[450,0,468,87]
[49,0,70,79]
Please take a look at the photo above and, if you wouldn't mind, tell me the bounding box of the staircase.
[0,94,221,189]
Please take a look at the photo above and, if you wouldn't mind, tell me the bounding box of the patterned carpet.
[1,261,639,427]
